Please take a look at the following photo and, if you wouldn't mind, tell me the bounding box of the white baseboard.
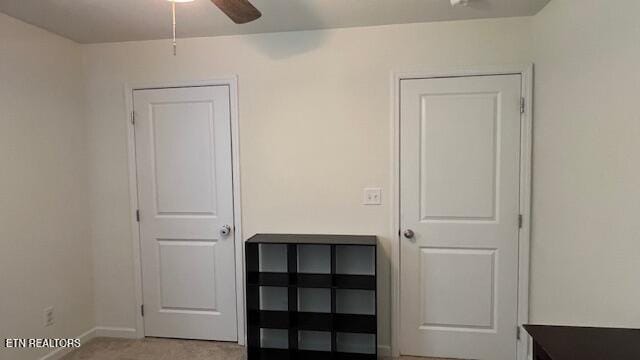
[94,326,138,339]
[39,326,138,360]
[378,344,391,358]
[39,328,96,360]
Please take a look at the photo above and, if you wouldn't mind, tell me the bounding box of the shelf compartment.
[259,244,288,273]
[335,245,375,276]
[260,329,289,349]
[336,333,376,355]
[298,330,332,352]
[336,289,375,315]
[260,286,288,311]
[298,288,331,313]
[298,245,331,274]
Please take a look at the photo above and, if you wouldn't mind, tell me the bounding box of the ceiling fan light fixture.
[450,0,470,6]
[166,0,194,56]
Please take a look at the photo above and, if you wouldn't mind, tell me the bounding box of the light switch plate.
[363,188,382,205]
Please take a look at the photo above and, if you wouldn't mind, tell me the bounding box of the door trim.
[390,65,533,360]
[123,77,245,345]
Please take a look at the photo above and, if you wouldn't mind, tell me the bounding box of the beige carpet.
[62,338,245,360]
[61,337,448,360]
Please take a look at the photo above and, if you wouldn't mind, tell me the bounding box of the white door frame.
[123,77,246,345]
[390,65,533,360]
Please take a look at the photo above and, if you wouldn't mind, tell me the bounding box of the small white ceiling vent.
[450,0,470,6]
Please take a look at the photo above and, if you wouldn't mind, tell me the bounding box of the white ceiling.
[0,0,550,44]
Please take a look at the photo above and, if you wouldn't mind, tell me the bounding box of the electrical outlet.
[363,188,382,205]
[43,307,54,327]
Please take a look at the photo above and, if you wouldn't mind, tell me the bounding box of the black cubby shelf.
[246,234,377,360]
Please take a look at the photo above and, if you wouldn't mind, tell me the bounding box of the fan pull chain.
[172,1,177,56]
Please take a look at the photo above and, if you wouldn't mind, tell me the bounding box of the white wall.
[82,17,532,348]
[530,0,640,327]
[0,13,94,360]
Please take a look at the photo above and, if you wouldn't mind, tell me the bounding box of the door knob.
[220,225,231,237]
[403,229,415,239]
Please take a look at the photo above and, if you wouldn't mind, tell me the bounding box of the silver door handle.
[403,229,415,239]
[220,225,231,237]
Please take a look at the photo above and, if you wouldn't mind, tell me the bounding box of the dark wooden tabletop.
[246,233,377,245]
[524,325,640,360]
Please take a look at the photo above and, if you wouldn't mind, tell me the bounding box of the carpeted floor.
[61,337,448,360]
[62,338,245,360]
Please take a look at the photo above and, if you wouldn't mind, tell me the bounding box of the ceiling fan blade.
[211,0,262,24]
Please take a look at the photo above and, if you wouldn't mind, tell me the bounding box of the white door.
[134,86,237,341]
[400,74,522,360]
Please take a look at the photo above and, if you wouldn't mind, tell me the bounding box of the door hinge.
[131,111,136,125]
[136,210,140,222]
[518,214,523,229]
[517,326,521,340]
[141,304,144,317]
[520,97,525,114]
